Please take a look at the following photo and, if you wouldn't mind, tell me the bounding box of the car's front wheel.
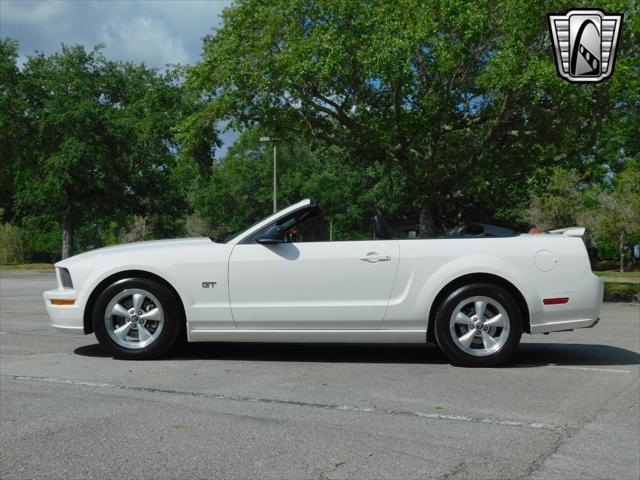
[93,278,181,359]
[434,283,522,367]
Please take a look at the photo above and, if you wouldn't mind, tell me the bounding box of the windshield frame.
[223,199,313,245]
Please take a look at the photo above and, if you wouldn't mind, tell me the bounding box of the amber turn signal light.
[50,299,75,305]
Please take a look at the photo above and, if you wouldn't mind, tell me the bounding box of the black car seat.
[372,212,394,240]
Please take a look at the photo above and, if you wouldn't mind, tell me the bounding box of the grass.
[594,270,640,279]
[0,263,54,271]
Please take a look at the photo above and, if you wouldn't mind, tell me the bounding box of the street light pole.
[260,136,278,213]
[272,143,277,213]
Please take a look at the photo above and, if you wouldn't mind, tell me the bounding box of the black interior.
[372,212,394,240]
[446,223,517,238]
[249,202,517,244]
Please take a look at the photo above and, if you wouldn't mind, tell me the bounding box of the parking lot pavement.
[1,271,639,479]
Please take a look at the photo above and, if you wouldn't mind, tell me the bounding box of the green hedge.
[0,223,25,264]
[604,283,640,303]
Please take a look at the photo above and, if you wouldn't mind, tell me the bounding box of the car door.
[228,213,399,329]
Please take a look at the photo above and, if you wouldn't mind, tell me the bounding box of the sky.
[0,0,238,152]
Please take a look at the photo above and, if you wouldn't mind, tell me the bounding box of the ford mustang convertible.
[44,199,603,366]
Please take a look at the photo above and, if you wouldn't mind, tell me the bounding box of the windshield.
[215,214,274,243]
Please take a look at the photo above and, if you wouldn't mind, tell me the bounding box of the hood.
[56,237,214,267]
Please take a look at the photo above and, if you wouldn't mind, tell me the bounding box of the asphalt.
[1,270,639,479]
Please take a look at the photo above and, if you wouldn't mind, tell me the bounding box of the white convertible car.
[44,199,603,366]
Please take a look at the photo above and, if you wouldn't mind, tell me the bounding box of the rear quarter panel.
[383,235,592,330]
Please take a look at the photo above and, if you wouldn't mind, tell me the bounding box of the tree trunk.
[619,230,625,273]
[61,213,74,260]
[419,204,437,238]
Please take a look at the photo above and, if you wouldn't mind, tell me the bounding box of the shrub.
[604,283,640,303]
[0,223,25,264]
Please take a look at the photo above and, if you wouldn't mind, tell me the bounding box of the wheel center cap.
[130,314,139,323]
[476,321,484,330]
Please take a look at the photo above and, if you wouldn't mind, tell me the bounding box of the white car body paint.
[228,240,399,329]
[43,199,603,343]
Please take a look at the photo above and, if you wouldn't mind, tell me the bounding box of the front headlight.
[58,267,74,289]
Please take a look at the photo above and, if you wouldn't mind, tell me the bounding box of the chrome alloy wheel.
[104,288,165,349]
[449,296,510,357]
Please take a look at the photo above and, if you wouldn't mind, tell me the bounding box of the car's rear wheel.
[434,283,522,367]
[93,278,181,359]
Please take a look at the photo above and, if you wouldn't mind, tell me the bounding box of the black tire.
[434,283,522,367]
[93,277,182,360]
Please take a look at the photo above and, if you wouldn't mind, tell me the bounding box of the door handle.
[360,252,391,263]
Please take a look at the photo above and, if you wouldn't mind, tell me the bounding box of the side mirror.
[254,225,285,244]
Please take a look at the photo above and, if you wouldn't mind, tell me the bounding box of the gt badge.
[202,282,217,288]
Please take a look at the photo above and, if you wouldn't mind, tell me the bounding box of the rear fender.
[415,254,539,325]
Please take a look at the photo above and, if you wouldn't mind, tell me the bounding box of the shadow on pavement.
[74,341,640,367]
[511,342,640,367]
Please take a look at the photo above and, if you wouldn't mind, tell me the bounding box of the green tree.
[12,45,201,258]
[106,63,203,240]
[0,38,29,222]
[591,160,640,271]
[527,168,585,230]
[193,128,395,240]
[528,160,640,271]
[185,0,639,235]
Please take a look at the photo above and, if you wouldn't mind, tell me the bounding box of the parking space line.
[546,364,632,374]
[1,373,559,431]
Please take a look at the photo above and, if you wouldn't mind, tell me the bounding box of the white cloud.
[98,16,190,66]
[140,0,229,32]
[1,0,239,152]
[0,0,70,23]
[0,0,232,67]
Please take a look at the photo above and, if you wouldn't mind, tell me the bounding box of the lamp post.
[259,136,278,213]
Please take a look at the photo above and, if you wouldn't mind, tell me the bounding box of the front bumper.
[43,289,85,335]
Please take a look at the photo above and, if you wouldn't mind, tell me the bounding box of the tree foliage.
[186,0,640,235]
[528,161,640,271]
[527,168,585,230]
[2,1,639,263]
[194,129,381,240]
[591,160,640,271]
[0,39,28,222]
[5,44,207,258]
